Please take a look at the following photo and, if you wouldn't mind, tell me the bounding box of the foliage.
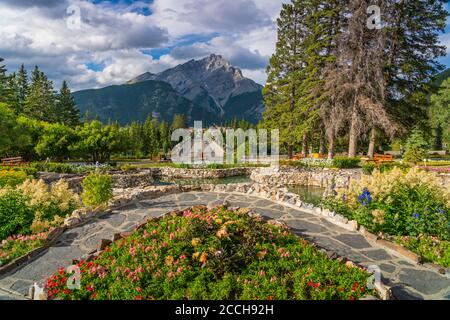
[361,162,411,175]
[280,157,359,169]
[46,206,373,300]
[403,128,430,163]
[81,173,113,208]
[0,179,80,240]
[429,77,450,149]
[55,80,80,127]
[23,66,57,123]
[71,121,127,163]
[0,190,34,240]
[397,236,450,268]
[17,179,81,223]
[331,157,360,169]
[326,168,450,265]
[31,162,110,174]
[35,123,77,161]
[0,169,30,187]
[0,231,48,266]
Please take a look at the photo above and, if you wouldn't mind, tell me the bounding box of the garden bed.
[43,206,377,300]
[322,167,450,268]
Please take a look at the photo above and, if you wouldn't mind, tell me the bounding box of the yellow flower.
[192,252,200,259]
[165,255,174,266]
[257,250,267,260]
[216,227,229,238]
[199,252,208,264]
[191,238,200,247]
[371,209,385,225]
[215,218,223,225]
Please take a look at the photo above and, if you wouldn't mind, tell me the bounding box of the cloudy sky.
[0,0,449,91]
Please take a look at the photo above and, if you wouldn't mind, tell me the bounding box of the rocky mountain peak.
[203,54,230,71]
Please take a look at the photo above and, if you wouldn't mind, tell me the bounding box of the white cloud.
[0,0,279,90]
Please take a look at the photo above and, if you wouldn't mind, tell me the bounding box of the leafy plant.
[0,170,29,187]
[81,173,113,208]
[332,157,361,169]
[0,190,34,240]
[403,128,429,163]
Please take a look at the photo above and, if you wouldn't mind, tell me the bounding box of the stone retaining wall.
[38,167,254,192]
[250,167,361,188]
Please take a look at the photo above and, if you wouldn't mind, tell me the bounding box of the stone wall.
[250,167,362,188]
[37,167,255,192]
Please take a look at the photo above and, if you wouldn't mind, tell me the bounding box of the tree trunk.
[367,127,376,159]
[288,145,294,159]
[328,136,335,160]
[301,135,308,156]
[348,108,358,157]
[319,134,326,155]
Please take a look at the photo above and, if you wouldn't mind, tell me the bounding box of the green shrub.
[0,190,34,240]
[332,157,360,169]
[403,128,429,163]
[0,170,29,187]
[81,173,113,208]
[361,162,411,175]
[31,162,111,174]
[398,236,450,267]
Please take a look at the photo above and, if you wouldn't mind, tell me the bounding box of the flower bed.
[45,206,374,300]
[0,231,49,267]
[323,168,450,267]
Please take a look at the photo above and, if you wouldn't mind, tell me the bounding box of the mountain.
[73,54,265,125]
[127,54,265,123]
[431,68,450,89]
[73,80,219,125]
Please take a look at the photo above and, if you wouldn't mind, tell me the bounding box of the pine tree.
[143,116,159,157]
[14,64,29,114]
[172,114,187,130]
[385,0,447,133]
[55,80,80,127]
[262,1,312,158]
[24,66,57,122]
[0,57,13,105]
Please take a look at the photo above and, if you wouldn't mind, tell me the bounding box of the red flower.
[308,281,313,287]
[314,282,320,288]
[267,296,274,300]
[349,296,355,301]
[136,296,142,300]
[360,286,365,293]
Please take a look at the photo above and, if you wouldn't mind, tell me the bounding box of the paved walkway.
[0,192,449,300]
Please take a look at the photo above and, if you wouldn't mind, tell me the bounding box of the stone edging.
[32,206,384,301]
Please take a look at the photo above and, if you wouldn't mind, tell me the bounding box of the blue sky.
[0,0,449,91]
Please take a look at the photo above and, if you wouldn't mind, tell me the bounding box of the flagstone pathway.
[0,192,449,300]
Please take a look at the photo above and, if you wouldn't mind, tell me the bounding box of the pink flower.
[179,254,187,260]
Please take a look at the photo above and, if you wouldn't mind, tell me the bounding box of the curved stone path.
[0,192,449,300]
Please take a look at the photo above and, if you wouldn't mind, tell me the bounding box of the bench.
[1,157,24,166]
[292,153,305,160]
[362,154,394,164]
